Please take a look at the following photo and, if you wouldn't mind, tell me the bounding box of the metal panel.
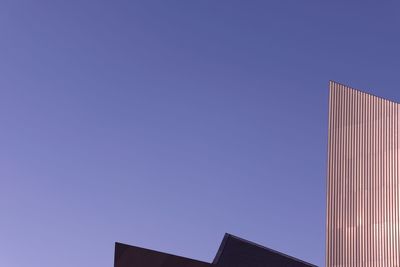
[326,81,400,266]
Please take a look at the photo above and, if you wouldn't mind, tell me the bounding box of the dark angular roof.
[114,233,317,267]
[213,234,318,267]
[114,242,211,267]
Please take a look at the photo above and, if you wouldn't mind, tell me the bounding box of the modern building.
[326,81,400,266]
[114,233,316,267]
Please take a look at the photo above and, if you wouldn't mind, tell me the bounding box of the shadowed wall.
[114,242,211,267]
[115,234,316,267]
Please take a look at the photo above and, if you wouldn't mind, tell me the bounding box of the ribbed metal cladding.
[326,81,400,267]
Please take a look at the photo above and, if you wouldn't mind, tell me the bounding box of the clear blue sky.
[1,1,400,266]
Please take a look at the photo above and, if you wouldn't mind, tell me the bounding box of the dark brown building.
[114,233,316,267]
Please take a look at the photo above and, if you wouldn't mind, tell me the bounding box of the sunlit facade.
[326,81,400,266]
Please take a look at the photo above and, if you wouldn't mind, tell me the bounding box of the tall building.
[326,81,400,266]
[114,233,316,267]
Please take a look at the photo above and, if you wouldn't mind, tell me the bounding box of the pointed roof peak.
[329,81,399,104]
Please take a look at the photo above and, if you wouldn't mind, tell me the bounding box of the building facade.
[326,81,400,266]
[114,233,316,267]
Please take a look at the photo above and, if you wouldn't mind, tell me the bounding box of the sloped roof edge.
[212,233,317,267]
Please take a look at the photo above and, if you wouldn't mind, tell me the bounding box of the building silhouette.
[326,81,400,266]
[114,233,316,267]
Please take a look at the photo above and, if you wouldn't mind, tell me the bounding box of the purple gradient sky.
[1,1,400,266]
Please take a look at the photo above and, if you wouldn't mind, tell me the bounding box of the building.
[326,81,400,266]
[114,233,316,267]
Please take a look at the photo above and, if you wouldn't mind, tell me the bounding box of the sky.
[1,1,400,266]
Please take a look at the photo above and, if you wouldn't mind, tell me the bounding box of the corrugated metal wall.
[326,81,400,266]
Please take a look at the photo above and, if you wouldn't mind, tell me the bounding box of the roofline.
[213,233,318,267]
[212,233,229,264]
[329,80,399,105]
[114,242,210,265]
